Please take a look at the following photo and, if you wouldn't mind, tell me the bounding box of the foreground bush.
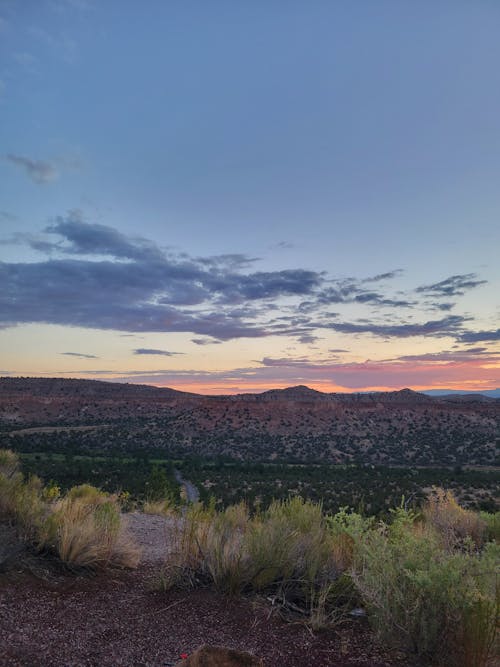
[0,449,44,540]
[163,491,498,664]
[0,450,139,571]
[39,485,140,569]
[423,487,488,549]
[353,506,499,667]
[163,497,357,628]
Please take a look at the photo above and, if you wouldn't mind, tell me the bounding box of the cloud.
[362,270,403,283]
[417,273,487,297]
[299,277,414,311]
[0,215,487,344]
[196,254,258,269]
[55,348,499,394]
[191,338,222,346]
[60,352,99,359]
[389,348,500,363]
[297,334,320,344]
[133,348,183,356]
[269,241,294,250]
[45,211,163,261]
[327,315,467,339]
[5,154,58,184]
[427,302,456,312]
[459,329,500,343]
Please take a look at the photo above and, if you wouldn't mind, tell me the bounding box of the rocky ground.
[0,515,415,667]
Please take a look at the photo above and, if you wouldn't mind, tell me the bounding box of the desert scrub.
[39,485,140,570]
[479,510,500,543]
[327,506,374,571]
[0,449,44,540]
[352,506,499,667]
[423,487,488,549]
[162,497,357,627]
[0,449,20,478]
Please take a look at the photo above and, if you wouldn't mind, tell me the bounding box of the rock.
[175,644,263,667]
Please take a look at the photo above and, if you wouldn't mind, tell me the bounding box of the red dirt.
[0,565,415,667]
[0,514,415,667]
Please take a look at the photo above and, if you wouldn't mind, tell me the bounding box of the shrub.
[352,507,499,666]
[39,486,140,570]
[327,506,374,571]
[479,511,500,543]
[162,497,356,627]
[0,449,20,478]
[423,487,487,549]
[0,468,44,540]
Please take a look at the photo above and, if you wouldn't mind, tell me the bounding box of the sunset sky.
[1,1,499,394]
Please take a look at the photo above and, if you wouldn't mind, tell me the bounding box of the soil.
[0,516,415,667]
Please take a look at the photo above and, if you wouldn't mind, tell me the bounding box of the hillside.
[1,377,499,466]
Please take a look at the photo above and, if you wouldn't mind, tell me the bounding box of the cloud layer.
[0,213,493,347]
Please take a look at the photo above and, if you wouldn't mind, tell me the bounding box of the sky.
[0,0,499,395]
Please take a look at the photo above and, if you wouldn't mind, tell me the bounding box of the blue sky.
[0,0,499,393]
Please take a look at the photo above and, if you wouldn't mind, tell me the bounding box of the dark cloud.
[459,329,500,343]
[269,241,294,250]
[297,334,320,344]
[0,216,486,343]
[5,153,58,184]
[133,348,183,356]
[328,315,467,339]
[213,269,323,304]
[301,278,414,310]
[191,338,222,346]
[427,301,456,312]
[60,352,99,359]
[417,273,487,297]
[353,292,414,307]
[0,256,281,339]
[362,270,403,282]
[45,212,163,261]
[196,254,258,269]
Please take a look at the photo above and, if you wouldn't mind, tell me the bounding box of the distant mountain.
[1,377,499,466]
[424,388,500,399]
[0,376,198,399]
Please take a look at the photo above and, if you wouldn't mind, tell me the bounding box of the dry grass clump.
[0,450,140,571]
[162,497,357,628]
[423,487,488,549]
[143,498,176,517]
[0,449,44,540]
[39,485,140,570]
[0,449,20,478]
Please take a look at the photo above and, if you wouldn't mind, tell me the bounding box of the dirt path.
[174,469,200,503]
[123,511,177,565]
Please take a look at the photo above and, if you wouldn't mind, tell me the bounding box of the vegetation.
[0,449,139,570]
[178,459,499,514]
[161,494,499,667]
[9,450,499,516]
[353,502,499,666]
[1,444,498,666]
